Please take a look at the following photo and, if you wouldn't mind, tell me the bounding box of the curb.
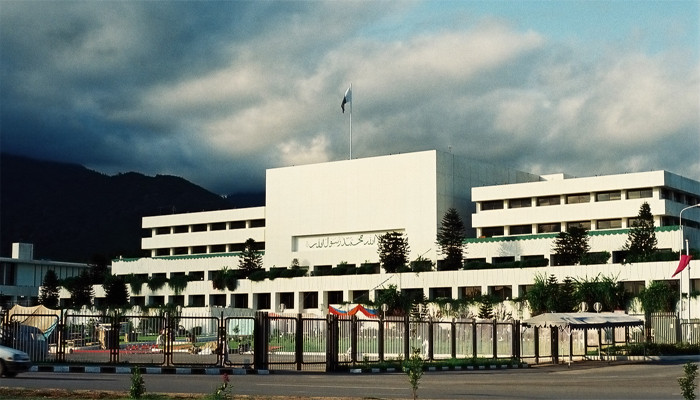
[31,365,266,375]
[348,363,529,373]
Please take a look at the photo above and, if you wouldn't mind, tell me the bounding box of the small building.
[0,243,90,308]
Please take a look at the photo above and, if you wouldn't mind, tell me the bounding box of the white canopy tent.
[523,312,643,330]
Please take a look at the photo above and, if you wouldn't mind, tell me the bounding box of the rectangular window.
[192,224,207,232]
[250,219,266,228]
[459,286,481,299]
[0,262,16,285]
[229,221,246,229]
[627,188,653,199]
[537,196,561,206]
[210,244,226,253]
[279,292,295,309]
[255,293,271,309]
[492,256,515,264]
[480,200,504,210]
[596,191,621,202]
[327,291,343,304]
[537,223,561,233]
[210,294,226,307]
[188,271,204,281]
[509,225,532,235]
[566,221,591,230]
[232,294,248,308]
[302,291,318,309]
[173,225,189,234]
[352,290,369,303]
[566,193,590,204]
[429,287,452,300]
[210,222,227,231]
[597,219,622,229]
[191,245,207,254]
[156,227,171,235]
[508,198,532,208]
[481,227,504,237]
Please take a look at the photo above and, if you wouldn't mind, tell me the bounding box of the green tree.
[638,280,677,313]
[623,202,658,263]
[378,231,410,273]
[238,238,263,277]
[678,361,698,400]
[552,226,590,265]
[64,270,94,310]
[88,254,110,284]
[370,284,422,316]
[38,270,60,309]
[526,274,559,315]
[404,348,424,400]
[436,208,466,270]
[103,274,130,309]
[478,296,494,319]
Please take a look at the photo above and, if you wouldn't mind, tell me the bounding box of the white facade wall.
[264,150,539,268]
[140,207,265,257]
[471,170,700,250]
[106,257,698,318]
[265,151,440,268]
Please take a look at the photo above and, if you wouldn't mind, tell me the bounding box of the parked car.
[0,344,31,377]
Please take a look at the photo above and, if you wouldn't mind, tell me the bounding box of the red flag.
[672,255,692,277]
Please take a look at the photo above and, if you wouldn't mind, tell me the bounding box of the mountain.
[0,154,257,263]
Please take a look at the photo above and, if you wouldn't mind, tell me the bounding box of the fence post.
[471,320,477,359]
[350,315,358,364]
[512,320,520,360]
[378,315,385,362]
[551,327,559,364]
[450,318,456,359]
[492,319,498,359]
[109,313,120,364]
[295,313,303,371]
[534,326,539,364]
[254,311,269,371]
[325,314,339,372]
[217,311,226,367]
[403,314,410,359]
[57,310,66,363]
[428,318,434,361]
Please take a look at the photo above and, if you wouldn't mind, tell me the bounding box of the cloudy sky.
[1,1,698,195]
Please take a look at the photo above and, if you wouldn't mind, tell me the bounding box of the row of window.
[480,217,639,237]
[152,241,265,257]
[480,187,655,211]
[151,219,266,236]
[103,279,698,310]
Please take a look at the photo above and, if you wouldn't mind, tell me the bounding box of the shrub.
[580,251,611,265]
[403,348,424,400]
[679,361,698,400]
[129,367,146,399]
[248,269,267,282]
[463,261,492,270]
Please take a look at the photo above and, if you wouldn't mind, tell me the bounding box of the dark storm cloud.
[1,1,698,195]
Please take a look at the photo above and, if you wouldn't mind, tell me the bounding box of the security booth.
[523,312,644,364]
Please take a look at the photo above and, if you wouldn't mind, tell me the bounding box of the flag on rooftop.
[341,86,351,113]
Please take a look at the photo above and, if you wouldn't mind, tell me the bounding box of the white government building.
[106,150,700,318]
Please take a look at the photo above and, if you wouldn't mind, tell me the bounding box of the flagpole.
[349,83,353,160]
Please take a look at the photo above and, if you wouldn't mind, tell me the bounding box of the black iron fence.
[0,310,693,371]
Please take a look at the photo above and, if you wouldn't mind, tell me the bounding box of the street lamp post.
[679,204,700,322]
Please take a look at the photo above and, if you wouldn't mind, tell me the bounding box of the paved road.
[1,361,696,399]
